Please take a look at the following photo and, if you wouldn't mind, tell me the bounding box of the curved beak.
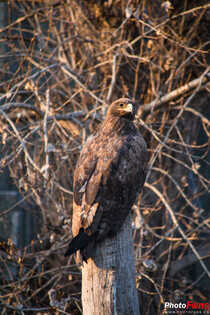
[124,103,133,112]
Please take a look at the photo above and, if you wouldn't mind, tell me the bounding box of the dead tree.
[82,215,140,315]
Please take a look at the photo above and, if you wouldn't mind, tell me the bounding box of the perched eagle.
[65,98,148,262]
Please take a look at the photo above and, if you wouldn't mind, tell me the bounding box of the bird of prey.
[65,98,148,262]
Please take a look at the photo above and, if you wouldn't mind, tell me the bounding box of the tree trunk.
[82,214,140,315]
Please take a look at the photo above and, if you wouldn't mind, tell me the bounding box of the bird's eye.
[119,103,124,107]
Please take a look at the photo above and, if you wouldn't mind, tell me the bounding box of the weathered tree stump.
[82,214,140,315]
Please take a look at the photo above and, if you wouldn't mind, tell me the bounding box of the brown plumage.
[65,98,148,262]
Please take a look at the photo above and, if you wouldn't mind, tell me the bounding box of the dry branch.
[145,182,210,278]
[141,70,210,113]
[170,244,210,276]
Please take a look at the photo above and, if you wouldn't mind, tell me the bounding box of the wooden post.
[82,214,140,315]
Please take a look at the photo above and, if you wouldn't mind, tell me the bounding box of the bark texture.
[82,214,140,315]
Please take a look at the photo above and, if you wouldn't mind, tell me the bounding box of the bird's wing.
[73,135,117,208]
[72,136,109,236]
[73,155,99,206]
[72,134,148,237]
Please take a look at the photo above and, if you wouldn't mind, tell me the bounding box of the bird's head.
[107,98,136,121]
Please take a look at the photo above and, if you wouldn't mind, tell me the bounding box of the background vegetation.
[0,1,209,314]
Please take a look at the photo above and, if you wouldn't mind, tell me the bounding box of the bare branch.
[140,70,210,113]
[145,182,210,278]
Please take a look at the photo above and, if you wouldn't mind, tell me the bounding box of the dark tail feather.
[64,228,92,257]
